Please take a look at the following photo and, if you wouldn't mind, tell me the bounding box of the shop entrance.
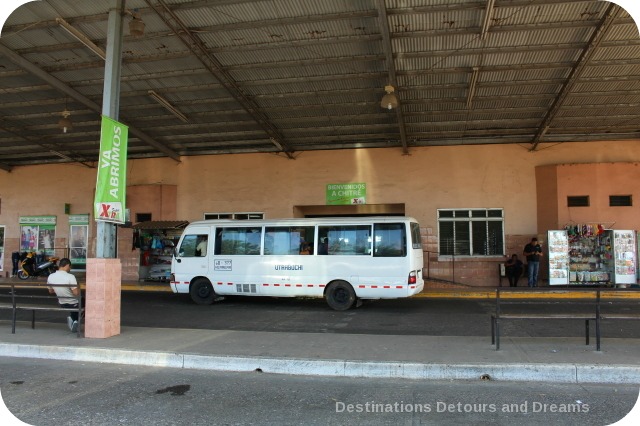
[293,203,405,218]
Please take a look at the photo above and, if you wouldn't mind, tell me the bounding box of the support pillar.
[85,258,121,338]
[86,0,125,338]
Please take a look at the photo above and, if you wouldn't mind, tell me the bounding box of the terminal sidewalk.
[1,276,639,384]
[0,321,639,384]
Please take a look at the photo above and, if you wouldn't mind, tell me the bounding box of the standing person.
[11,251,20,278]
[47,258,80,332]
[505,254,524,287]
[523,237,543,287]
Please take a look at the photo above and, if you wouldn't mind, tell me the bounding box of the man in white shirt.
[196,236,208,257]
[47,258,80,332]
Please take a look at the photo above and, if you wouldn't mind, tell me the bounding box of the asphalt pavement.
[1,275,640,386]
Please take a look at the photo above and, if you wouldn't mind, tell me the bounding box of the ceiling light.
[129,11,145,38]
[466,67,480,109]
[58,109,72,133]
[148,90,189,123]
[56,17,106,60]
[480,0,496,40]
[380,85,399,110]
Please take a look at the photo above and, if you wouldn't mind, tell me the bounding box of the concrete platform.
[1,276,639,385]
[0,321,639,384]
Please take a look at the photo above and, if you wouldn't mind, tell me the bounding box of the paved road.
[3,290,640,338]
[2,357,638,426]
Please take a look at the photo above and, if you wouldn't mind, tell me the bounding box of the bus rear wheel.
[325,281,356,311]
[190,278,216,305]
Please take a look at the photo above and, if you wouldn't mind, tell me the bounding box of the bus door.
[173,227,211,280]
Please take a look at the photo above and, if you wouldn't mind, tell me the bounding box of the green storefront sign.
[94,116,128,224]
[326,183,367,205]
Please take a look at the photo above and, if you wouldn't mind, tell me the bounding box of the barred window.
[609,195,632,207]
[438,209,504,256]
[567,196,589,207]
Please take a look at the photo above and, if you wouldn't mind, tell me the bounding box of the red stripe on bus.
[371,285,378,288]
[396,286,403,289]
[217,282,223,285]
[263,283,269,286]
[359,285,365,288]
[383,286,390,288]
[319,285,326,288]
[307,284,314,287]
[296,284,302,287]
[227,283,233,285]
[274,284,280,287]
[285,284,291,287]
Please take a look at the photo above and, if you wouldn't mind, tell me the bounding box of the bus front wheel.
[190,278,216,305]
[325,281,356,311]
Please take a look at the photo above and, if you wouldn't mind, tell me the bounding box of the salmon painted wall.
[127,184,177,221]
[2,140,640,284]
[543,162,640,230]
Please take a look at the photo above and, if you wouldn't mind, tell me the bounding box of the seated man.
[505,254,524,287]
[47,258,80,332]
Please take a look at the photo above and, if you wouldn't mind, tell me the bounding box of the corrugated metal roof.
[0,0,639,168]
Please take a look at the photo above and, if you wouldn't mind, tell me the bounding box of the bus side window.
[374,223,406,257]
[178,234,206,257]
[214,229,222,255]
[265,226,314,255]
[318,225,370,255]
[217,227,262,255]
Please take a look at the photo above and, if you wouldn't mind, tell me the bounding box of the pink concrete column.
[85,258,121,338]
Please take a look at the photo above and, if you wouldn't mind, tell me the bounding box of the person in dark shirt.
[505,254,524,287]
[523,237,543,287]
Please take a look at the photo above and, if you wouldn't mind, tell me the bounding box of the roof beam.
[530,2,622,151]
[0,43,181,162]
[376,0,409,155]
[143,0,295,159]
[0,117,94,169]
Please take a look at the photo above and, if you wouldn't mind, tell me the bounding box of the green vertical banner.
[94,116,128,224]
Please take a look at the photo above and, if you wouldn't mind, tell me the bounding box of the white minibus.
[170,216,424,310]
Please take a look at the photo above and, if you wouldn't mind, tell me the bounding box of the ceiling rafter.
[530,2,622,151]
[143,0,295,158]
[0,44,181,163]
[0,117,93,169]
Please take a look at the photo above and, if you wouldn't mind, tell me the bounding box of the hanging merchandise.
[554,223,636,286]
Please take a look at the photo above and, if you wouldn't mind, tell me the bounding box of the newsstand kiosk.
[548,225,637,286]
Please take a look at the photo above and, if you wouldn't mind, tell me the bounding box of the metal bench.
[491,288,601,351]
[0,282,84,337]
[598,288,640,332]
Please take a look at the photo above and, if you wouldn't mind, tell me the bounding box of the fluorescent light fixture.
[466,67,480,109]
[270,137,284,150]
[56,17,106,60]
[148,90,190,123]
[50,150,75,162]
[480,0,496,40]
